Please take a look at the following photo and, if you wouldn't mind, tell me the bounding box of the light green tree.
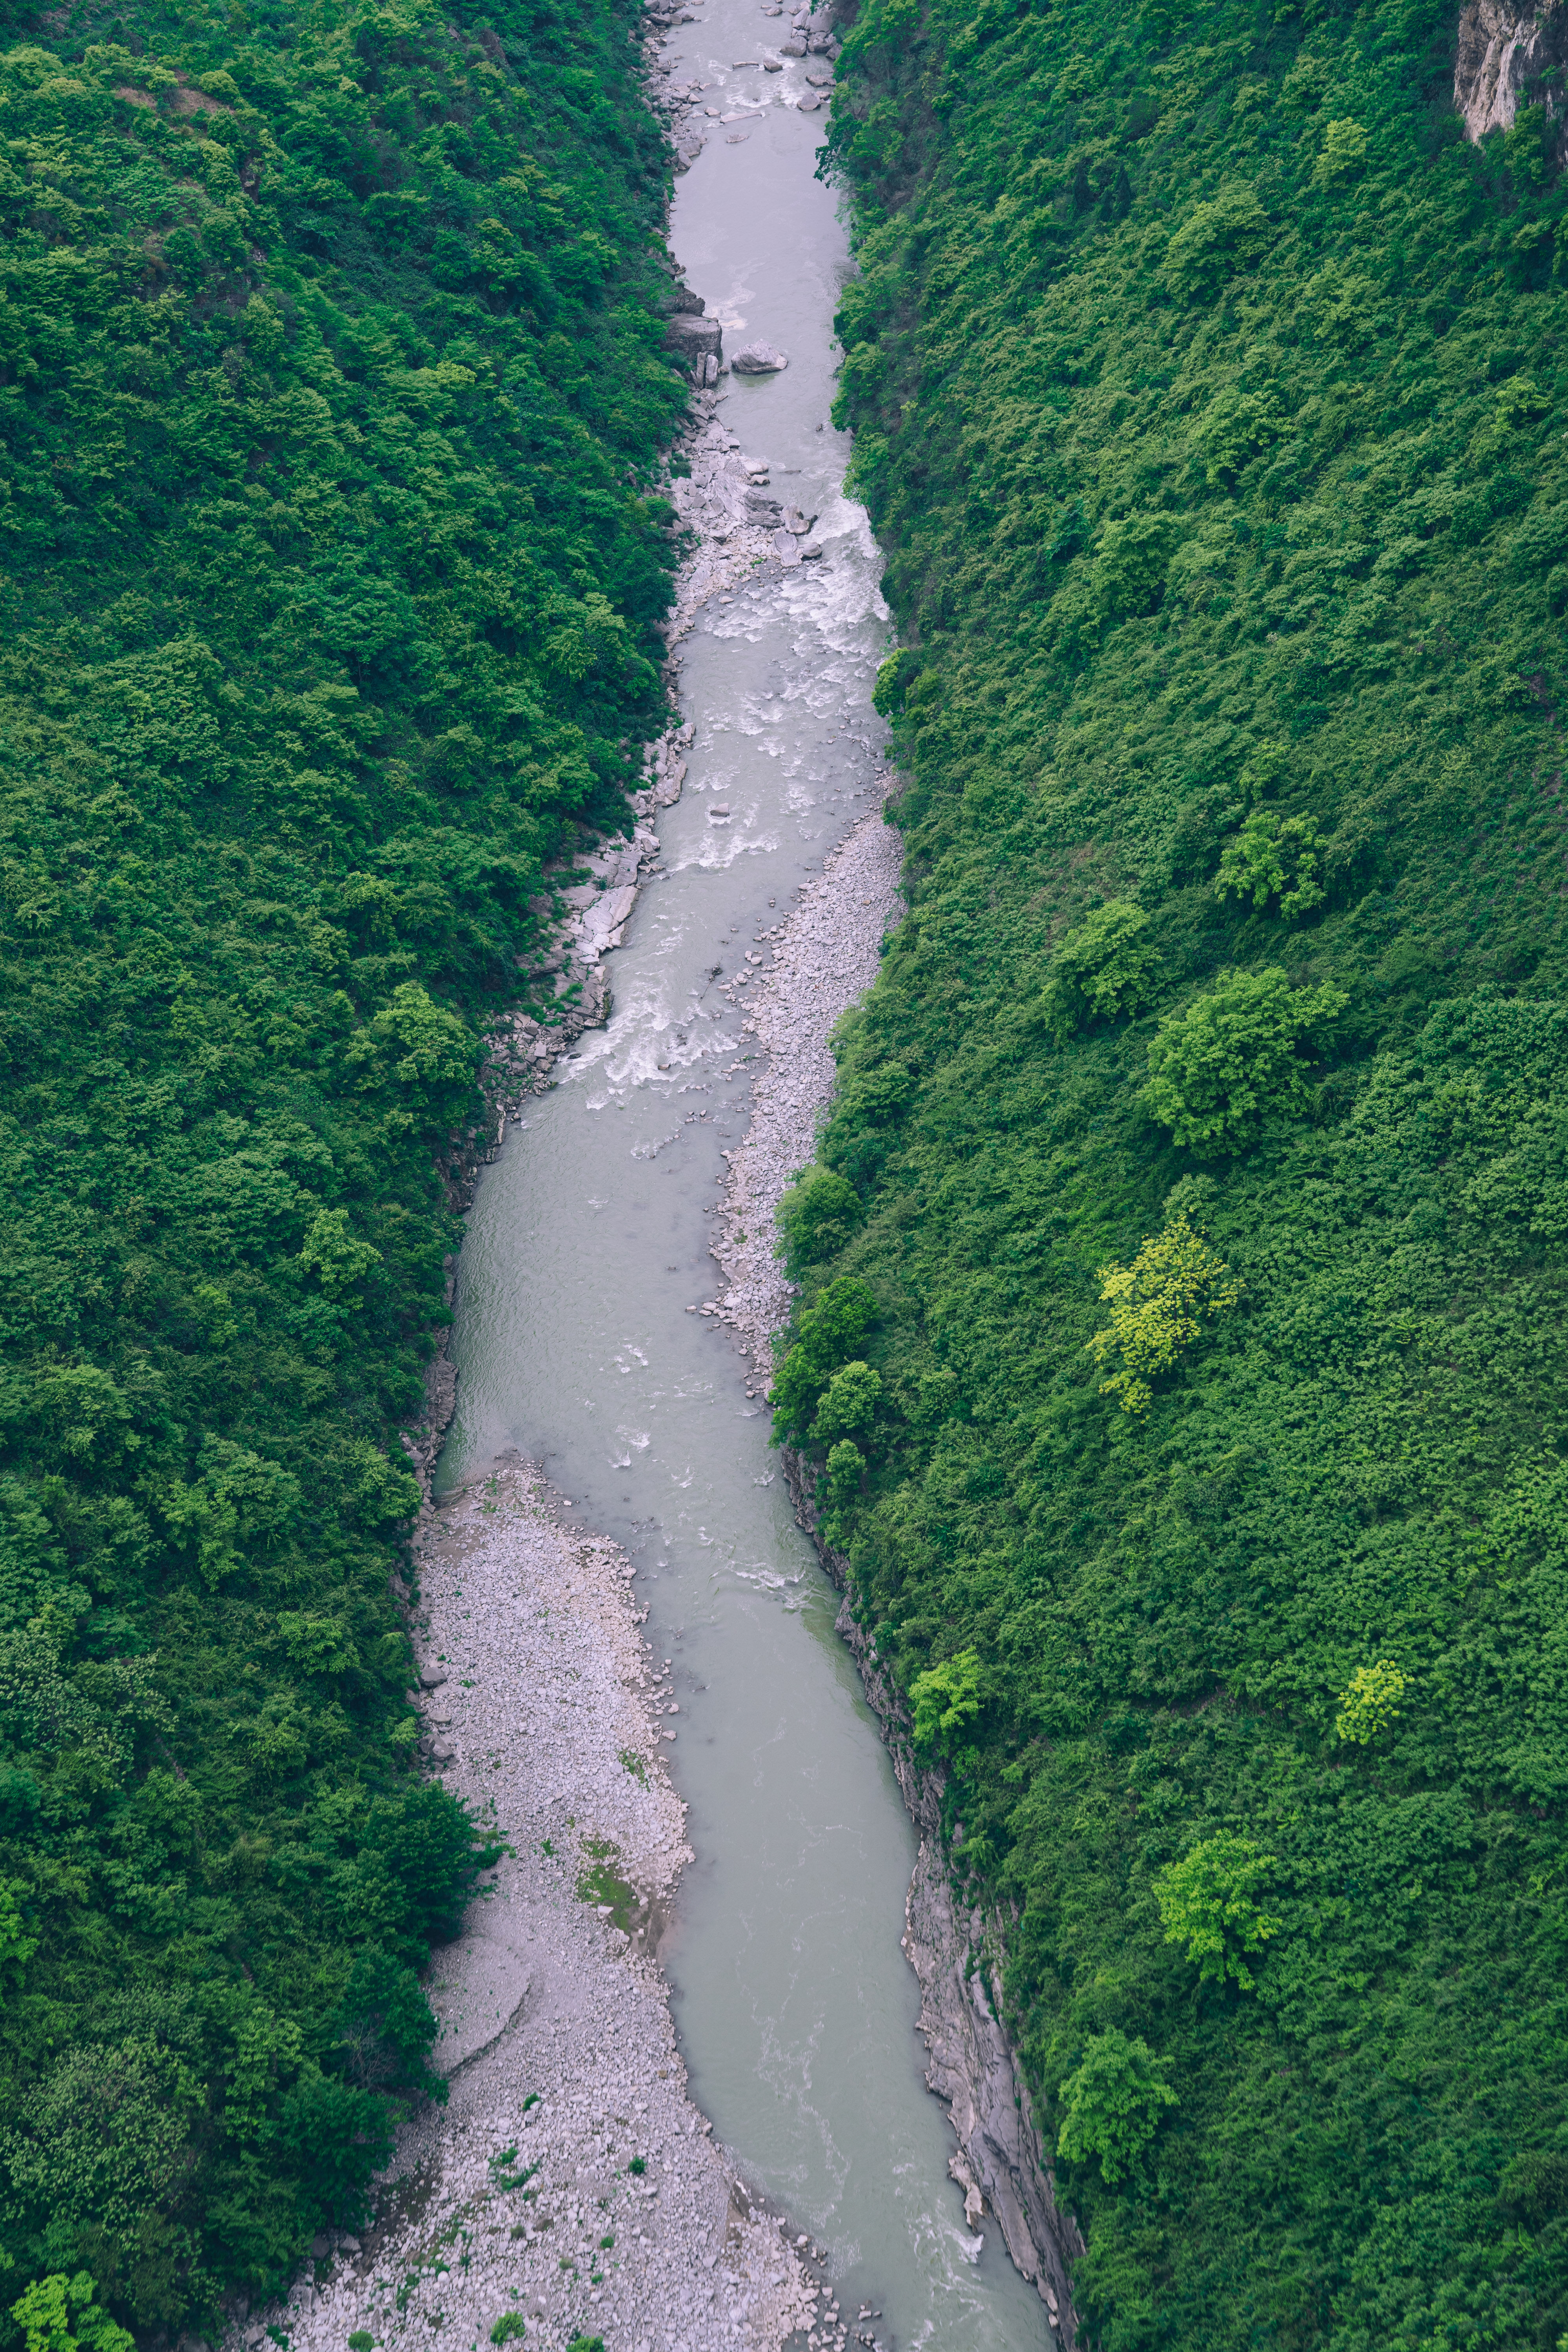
[909,1648,986,1760]
[1154,1832,1281,1989]
[12,2275,134,2352]
[1085,1211,1240,1416]
[1336,1659,1407,1743]
[1214,811,1325,918]
[1044,899,1162,1038]
[1144,967,1347,1154]
[813,1360,882,1443]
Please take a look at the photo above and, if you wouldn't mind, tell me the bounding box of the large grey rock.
[575,884,638,962]
[731,339,789,374]
[664,312,722,375]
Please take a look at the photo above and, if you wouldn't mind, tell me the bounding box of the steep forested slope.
[0,0,678,2328]
[780,1,1568,2344]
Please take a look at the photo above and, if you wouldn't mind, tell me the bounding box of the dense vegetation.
[0,0,680,2326]
[780,0,1568,2343]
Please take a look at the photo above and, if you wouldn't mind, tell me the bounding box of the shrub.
[1214,811,1325,918]
[769,1279,878,1440]
[776,1167,864,1271]
[1144,968,1348,1154]
[909,1648,986,1761]
[813,1361,883,1443]
[1154,1833,1281,1990]
[1093,511,1175,619]
[489,2317,526,2345]
[1164,182,1274,299]
[1044,900,1161,1036]
[1335,1660,1408,1744]
[1056,2030,1180,2185]
[1085,1212,1240,1416]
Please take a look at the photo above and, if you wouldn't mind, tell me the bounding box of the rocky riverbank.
[238,1462,819,2352]
[707,814,1085,2338]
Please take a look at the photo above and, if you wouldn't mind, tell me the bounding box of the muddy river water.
[438,11,1047,2341]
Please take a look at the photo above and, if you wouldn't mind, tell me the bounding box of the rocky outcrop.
[1454,0,1568,152]
[781,1450,1085,2343]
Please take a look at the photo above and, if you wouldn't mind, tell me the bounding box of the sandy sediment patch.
[240,1459,817,2352]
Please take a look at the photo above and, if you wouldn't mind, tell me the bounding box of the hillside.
[0,0,679,2327]
[779,0,1568,2343]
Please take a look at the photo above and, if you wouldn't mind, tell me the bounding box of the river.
[437,9,1048,2341]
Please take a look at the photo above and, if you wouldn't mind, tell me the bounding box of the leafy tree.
[824,1439,866,1512]
[1144,968,1347,1154]
[769,1279,878,1440]
[1153,1834,1281,1991]
[1213,811,1325,918]
[909,1648,986,1762]
[1044,900,1161,1037]
[1336,1661,1408,1746]
[11,2276,133,2352]
[813,1361,882,1444]
[776,1168,864,1272]
[1056,2030,1180,2186]
[1085,1212,1240,1416]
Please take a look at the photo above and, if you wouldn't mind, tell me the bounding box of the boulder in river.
[731,340,789,374]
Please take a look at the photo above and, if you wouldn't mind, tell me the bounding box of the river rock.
[575,883,638,960]
[773,530,802,566]
[731,340,789,374]
[665,312,722,375]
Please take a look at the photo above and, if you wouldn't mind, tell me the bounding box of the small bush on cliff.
[1085,1212,1240,1416]
[1056,2031,1180,2186]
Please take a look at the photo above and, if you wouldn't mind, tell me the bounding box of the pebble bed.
[708,808,904,1381]
[241,1463,824,2352]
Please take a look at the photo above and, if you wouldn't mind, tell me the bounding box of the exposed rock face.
[666,309,723,376]
[781,1450,1085,2343]
[1454,0,1568,152]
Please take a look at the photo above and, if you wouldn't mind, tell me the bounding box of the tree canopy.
[0,0,681,2325]
[791,0,1568,2342]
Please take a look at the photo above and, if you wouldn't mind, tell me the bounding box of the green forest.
[0,0,680,2325]
[774,0,1568,2345]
